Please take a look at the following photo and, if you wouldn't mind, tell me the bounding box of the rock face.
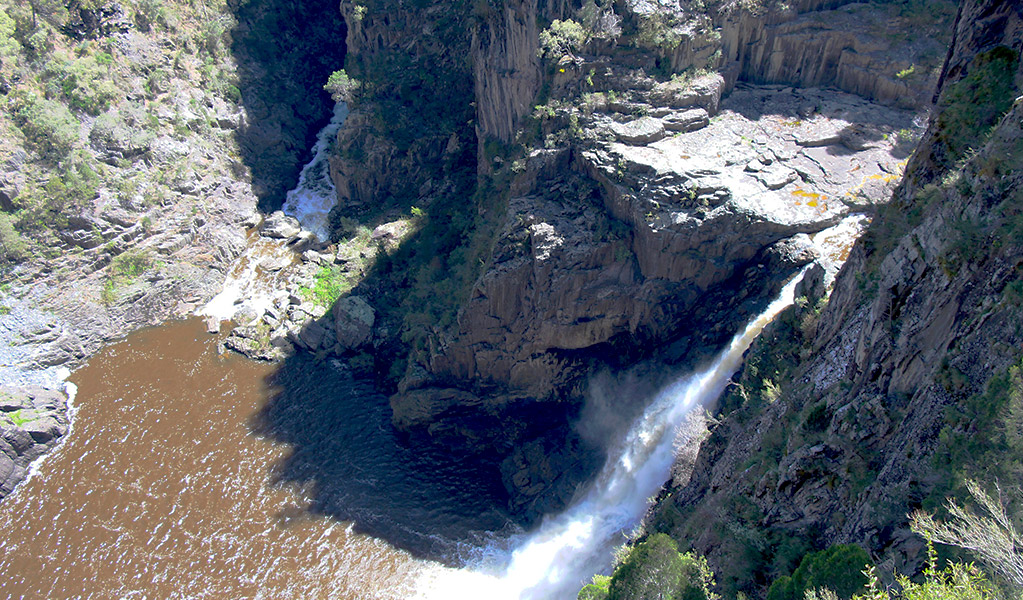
[324,0,954,519]
[472,0,542,144]
[717,0,954,108]
[647,1,1023,593]
[0,387,69,500]
[390,82,919,517]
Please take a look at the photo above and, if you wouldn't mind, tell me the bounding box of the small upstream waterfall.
[200,103,348,322]
[282,102,349,241]
[416,268,809,600]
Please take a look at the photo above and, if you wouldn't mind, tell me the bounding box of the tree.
[324,69,360,103]
[910,480,1023,589]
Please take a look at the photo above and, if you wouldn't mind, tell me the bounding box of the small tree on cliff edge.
[324,69,360,103]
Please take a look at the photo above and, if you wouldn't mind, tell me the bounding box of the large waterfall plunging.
[416,269,808,599]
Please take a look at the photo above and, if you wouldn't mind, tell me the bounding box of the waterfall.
[199,103,349,322]
[415,268,808,600]
[281,102,349,241]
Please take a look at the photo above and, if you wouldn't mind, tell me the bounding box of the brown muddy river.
[0,319,513,599]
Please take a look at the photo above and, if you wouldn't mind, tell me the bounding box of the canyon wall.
[324,0,956,520]
[646,0,1023,594]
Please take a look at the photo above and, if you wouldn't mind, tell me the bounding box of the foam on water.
[199,102,349,322]
[415,268,809,600]
[282,102,350,241]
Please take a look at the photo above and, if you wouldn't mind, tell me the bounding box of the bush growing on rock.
[42,52,120,115]
[539,19,587,59]
[578,534,717,600]
[324,68,359,103]
[0,213,28,263]
[12,94,80,160]
[766,544,871,600]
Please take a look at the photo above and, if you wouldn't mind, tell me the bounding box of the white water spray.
[282,102,349,241]
[199,103,349,322]
[416,268,808,600]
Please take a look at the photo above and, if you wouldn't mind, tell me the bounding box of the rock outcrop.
[322,0,955,519]
[646,0,1023,593]
[717,0,955,108]
[0,387,69,499]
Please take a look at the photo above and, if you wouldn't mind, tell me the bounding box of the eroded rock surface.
[0,387,69,500]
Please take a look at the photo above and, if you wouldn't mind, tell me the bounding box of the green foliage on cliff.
[11,94,81,160]
[912,481,1023,591]
[0,0,255,265]
[844,561,998,600]
[933,356,1023,511]
[766,544,871,600]
[302,264,354,310]
[324,68,359,103]
[579,534,717,600]
[936,46,1019,167]
[539,19,587,59]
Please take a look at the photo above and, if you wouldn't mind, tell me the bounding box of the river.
[0,274,807,599]
[0,101,848,599]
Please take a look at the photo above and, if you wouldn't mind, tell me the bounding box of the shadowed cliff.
[227,0,347,211]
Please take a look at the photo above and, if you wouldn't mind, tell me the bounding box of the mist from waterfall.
[416,269,808,600]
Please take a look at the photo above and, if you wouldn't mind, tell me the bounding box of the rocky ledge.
[381,80,924,517]
[0,387,69,500]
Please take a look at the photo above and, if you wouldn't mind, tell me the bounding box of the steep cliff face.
[717,0,954,108]
[324,0,955,519]
[329,0,477,214]
[647,1,1023,594]
[472,0,541,145]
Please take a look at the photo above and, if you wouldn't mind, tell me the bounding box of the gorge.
[1,0,1022,598]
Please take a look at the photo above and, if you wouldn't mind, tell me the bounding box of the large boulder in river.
[259,211,301,239]
[333,296,375,350]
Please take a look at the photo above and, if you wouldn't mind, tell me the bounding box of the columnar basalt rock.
[646,0,1023,591]
[324,0,956,517]
[472,0,542,145]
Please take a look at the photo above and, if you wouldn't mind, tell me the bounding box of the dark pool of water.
[0,318,513,599]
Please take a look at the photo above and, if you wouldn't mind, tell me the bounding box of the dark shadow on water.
[227,0,347,212]
[251,353,519,565]
[226,0,524,561]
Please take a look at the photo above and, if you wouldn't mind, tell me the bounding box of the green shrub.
[301,264,353,309]
[937,46,1019,166]
[43,54,119,115]
[13,95,80,159]
[579,575,612,600]
[132,0,167,32]
[767,544,871,600]
[0,8,20,62]
[911,481,1023,589]
[102,249,157,305]
[602,534,717,600]
[111,250,155,279]
[324,68,360,103]
[539,19,587,59]
[849,557,997,600]
[635,13,683,53]
[0,213,29,263]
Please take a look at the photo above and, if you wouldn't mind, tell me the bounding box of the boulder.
[259,211,301,239]
[1,427,33,454]
[297,320,329,350]
[22,416,65,444]
[610,117,667,145]
[663,108,710,133]
[333,296,376,350]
